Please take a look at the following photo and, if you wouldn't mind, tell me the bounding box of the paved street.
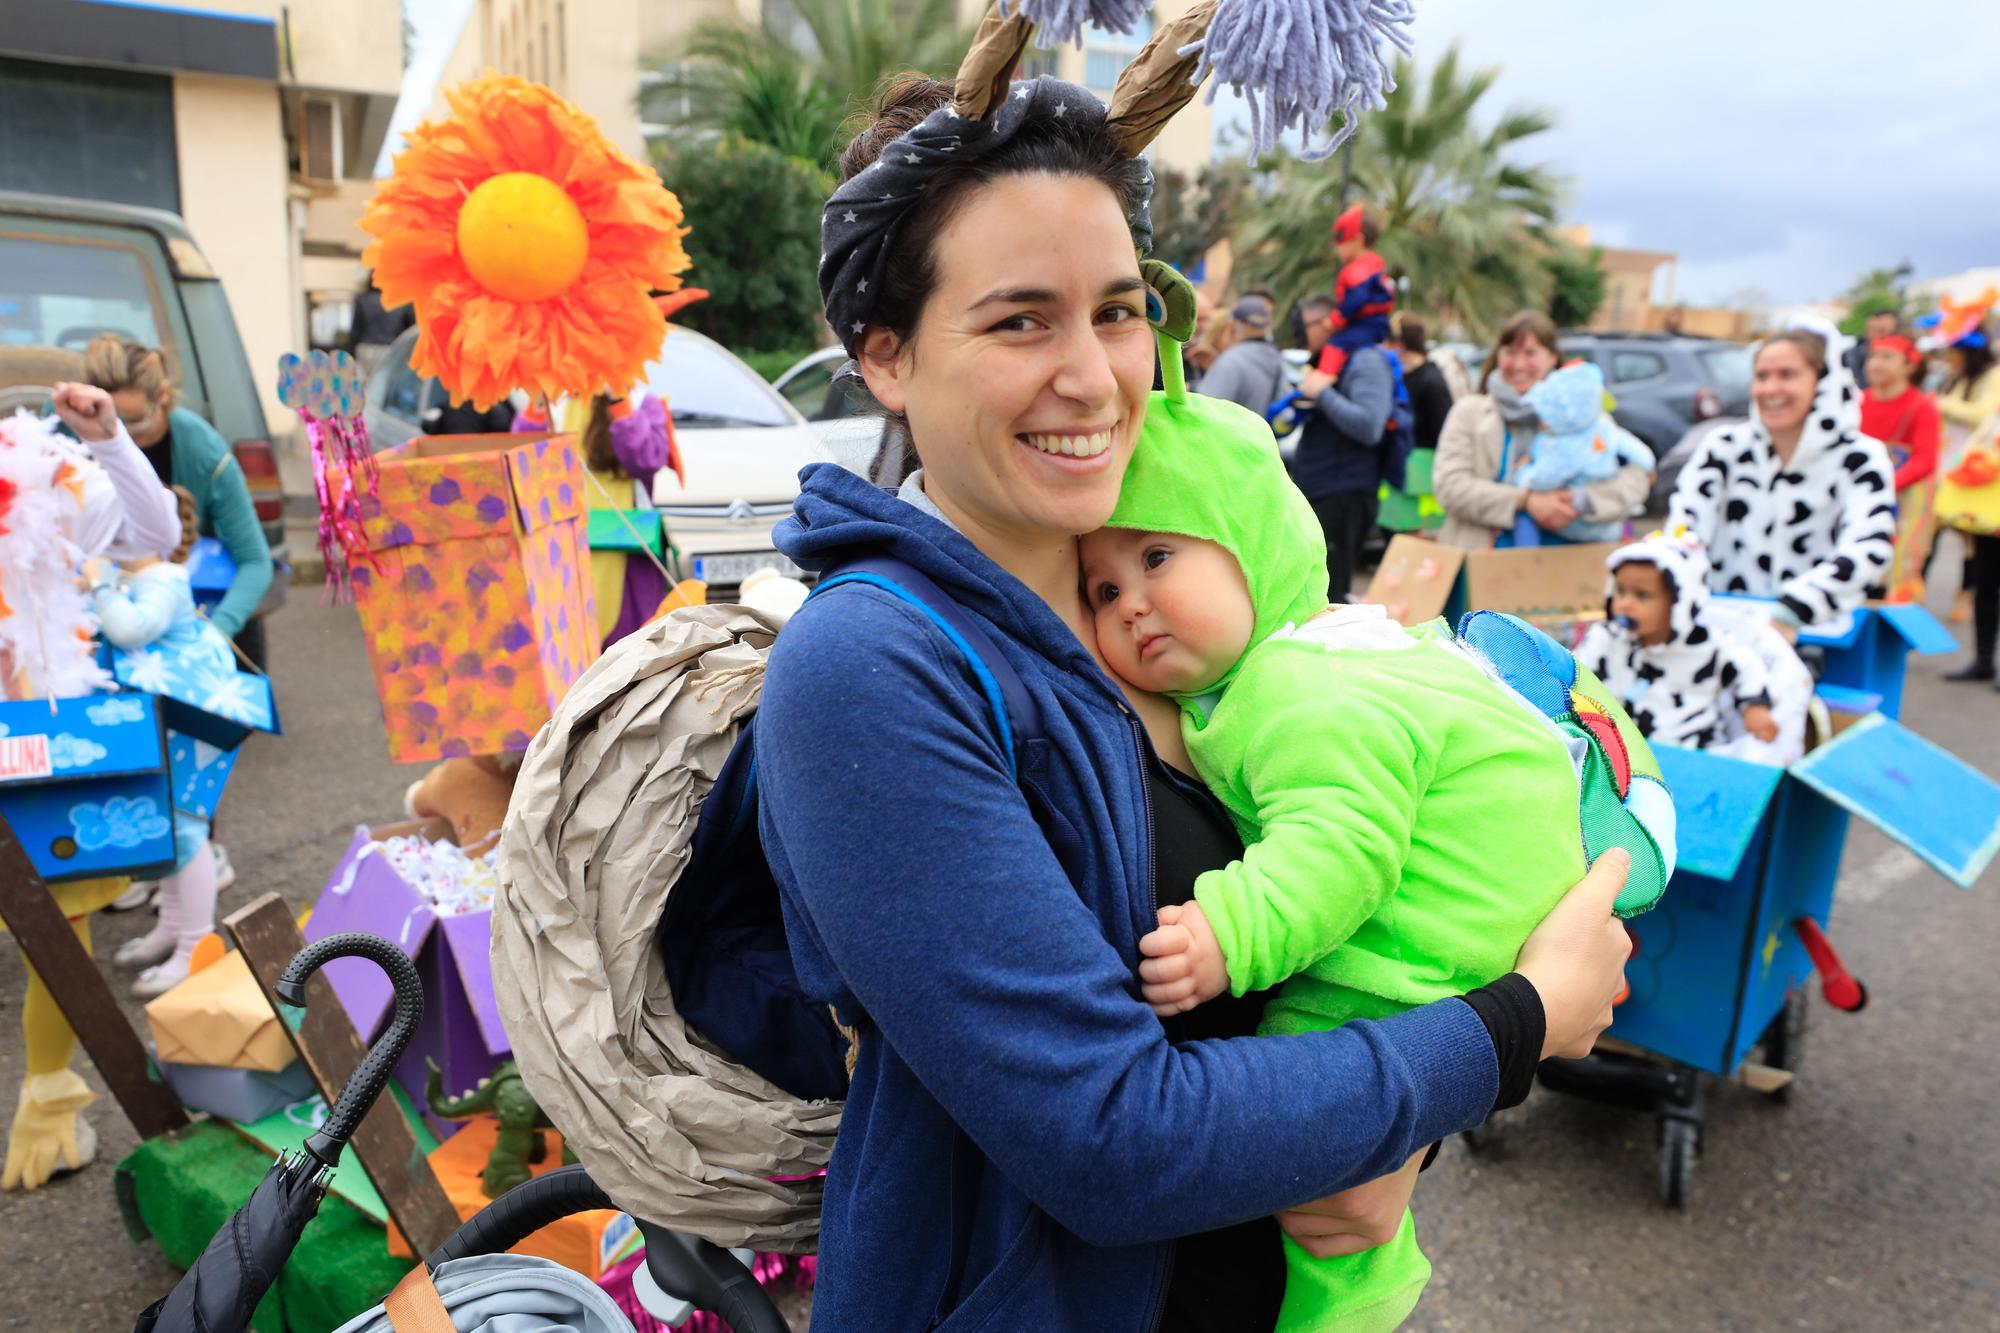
[4,571,1998,1331]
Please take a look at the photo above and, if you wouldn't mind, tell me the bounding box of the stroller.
[135,931,790,1333]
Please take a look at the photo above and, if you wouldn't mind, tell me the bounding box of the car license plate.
[692,551,801,585]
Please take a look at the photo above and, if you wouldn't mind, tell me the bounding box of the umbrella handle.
[276,931,425,1169]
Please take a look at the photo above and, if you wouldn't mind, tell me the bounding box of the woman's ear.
[857,327,907,414]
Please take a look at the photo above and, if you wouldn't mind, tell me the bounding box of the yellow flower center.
[456,172,589,303]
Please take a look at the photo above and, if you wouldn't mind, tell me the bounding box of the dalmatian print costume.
[1667,324,1896,627]
[1578,532,1778,753]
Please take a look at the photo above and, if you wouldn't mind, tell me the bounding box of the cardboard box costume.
[334,433,597,764]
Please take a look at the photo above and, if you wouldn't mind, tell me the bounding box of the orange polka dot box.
[333,432,596,764]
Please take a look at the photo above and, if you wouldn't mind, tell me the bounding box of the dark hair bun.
[840,75,955,183]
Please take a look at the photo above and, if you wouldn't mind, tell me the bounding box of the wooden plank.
[0,814,188,1140]
[223,892,460,1257]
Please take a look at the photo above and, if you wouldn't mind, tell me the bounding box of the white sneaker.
[106,881,160,913]
[114,933,175,970]
[133,953,193,999]
[210,844,237,892]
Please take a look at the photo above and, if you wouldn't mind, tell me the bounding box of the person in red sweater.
[1313,202,1395,382]
[1861,333,1943,601]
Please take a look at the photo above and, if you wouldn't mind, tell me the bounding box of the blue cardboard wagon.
[1495,605,1998,1205]
[0,694,178,882]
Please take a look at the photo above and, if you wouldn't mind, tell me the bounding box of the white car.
[771,345,895,480]
[363,326,826,596]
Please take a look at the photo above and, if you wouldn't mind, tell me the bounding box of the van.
[0,190,287,622]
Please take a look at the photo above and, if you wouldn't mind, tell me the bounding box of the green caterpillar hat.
[1107,260,1329,694]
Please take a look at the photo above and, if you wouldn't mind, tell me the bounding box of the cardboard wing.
[1789,713,2000,889]
[166,730,241,823]
[144,949,299,1073]
[335,432,598,763]
[109,649,279,751]
[0,694,176,882]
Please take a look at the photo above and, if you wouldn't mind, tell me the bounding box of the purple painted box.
[306,819,510,1135]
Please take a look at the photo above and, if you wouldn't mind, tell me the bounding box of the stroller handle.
[277,932,424,1169]
[426,1164,791,1333]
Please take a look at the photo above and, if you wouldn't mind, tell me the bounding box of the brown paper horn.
[1104,0,1219,156]
[954,5,1037,121]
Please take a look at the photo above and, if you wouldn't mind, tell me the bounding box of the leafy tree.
[1150,161,1252,277]
[1545,243,1608,329]
[643,0,973,173]
[1837,264,1922,337]
[661,136,833,354]
[1236,44,1567,339]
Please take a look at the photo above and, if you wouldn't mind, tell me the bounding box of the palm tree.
[1236,45,1568,340]
[644,0,974,172]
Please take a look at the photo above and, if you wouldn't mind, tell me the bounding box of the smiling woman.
[1667,323,1896,629]
[745,54,1637,1333]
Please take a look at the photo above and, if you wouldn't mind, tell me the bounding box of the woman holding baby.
[1432,311,1654,550]
[746,51,1636,1333]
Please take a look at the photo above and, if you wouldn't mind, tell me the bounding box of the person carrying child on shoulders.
[1313,203,1395,384]
[1578,528,1811,766]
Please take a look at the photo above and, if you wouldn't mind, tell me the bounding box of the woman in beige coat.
[1433,311,1652,548]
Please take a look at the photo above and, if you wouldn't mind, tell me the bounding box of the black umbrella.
[135,933,424,1333]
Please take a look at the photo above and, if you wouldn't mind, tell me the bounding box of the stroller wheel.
[1757,989,1809,1100]
[1657,1117,1697,1208]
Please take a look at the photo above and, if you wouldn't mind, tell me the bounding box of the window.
[1697,347,1751,397]
[377,336,430,425]
[0,57,179,213]
[1611,350,1665,383]
[0,234,163,351]
[1082,16,1152,94]
[776,358,835,421]
[640,334,794,429]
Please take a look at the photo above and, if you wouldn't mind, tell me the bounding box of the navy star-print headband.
[818,77,1154,357]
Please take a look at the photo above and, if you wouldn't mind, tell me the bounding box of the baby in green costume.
[1079,379,1672,1333]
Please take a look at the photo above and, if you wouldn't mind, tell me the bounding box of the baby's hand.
[1139,900,1229,1016]
[1743,703,1779,743]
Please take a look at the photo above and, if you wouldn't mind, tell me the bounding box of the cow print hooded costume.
[1667,319,1896,628]
[1578,529,1795,756]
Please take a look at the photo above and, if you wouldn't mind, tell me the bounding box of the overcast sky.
[395,0,2000,306]
[1232,0,2000,304]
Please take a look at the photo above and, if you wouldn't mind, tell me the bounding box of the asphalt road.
[3,569,1998,1331]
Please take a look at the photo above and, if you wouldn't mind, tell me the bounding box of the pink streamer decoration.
[597,1249,816,1331]
[306,407,383,604]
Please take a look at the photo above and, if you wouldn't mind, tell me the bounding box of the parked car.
[1646,415,1745,517]
[0,189,288,614]
[1558,331,1752,462]
[363,325,824,598]
[770,345,897,478]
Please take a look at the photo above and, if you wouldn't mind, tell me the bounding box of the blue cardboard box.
[185,538,235,614]
[1612,715,2000,1077]
[0,694,177,881]
[159,1055,314,1124]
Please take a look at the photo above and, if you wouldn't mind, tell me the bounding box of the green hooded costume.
[1105,316,1664,1332]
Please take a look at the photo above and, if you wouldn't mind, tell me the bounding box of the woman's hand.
[1514,849,1632,1059]
[1523,489,1578,531]
[50,382,119,443]
[1275,1148,1425,1259]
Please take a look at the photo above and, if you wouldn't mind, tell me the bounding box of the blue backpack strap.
[810,554,1042,780]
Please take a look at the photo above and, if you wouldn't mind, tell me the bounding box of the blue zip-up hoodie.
[756,463,1501,1332]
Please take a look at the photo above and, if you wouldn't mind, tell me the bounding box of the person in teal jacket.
[83,336,273,644]
[1079,347,1676,1333]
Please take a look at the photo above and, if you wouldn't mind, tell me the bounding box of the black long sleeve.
[1462,972,1546,1112]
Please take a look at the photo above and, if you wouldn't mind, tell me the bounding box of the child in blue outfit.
[93,490,234,997]
[1512,361,1654,544]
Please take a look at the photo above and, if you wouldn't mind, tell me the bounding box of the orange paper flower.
[361,74,691,410]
